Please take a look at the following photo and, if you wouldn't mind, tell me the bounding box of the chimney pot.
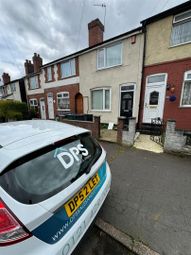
[24,59,34,75]
[32,53,43,73]
[2,72,11,84]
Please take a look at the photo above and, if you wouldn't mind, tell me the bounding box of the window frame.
[29,98,38,107]
[170,10,191,47]
[47,66,53,82]
[180,70,191,108]
[10,83,16,93]
[57,91,70,111]
[60,59,76,79]
[29,76,39,90]
[90,87,111,112]
[97,42,123,70]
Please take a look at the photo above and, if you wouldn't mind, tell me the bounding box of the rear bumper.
[2,162,111,255]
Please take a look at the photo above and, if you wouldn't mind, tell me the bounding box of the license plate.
[64,173,100,217]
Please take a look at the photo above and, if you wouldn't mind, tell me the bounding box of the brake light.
[0,199,32,246]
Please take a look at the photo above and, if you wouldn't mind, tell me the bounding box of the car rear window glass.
[0,133,102,204]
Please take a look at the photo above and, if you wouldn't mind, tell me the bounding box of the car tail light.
[0,199,32,246]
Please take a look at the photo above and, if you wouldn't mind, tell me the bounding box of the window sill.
[90,109,112,112]
[97,63,122,71]
[58,74,77,80]
[29,87,40,90]
[179,105,191,108]
[169,40,191,49]
[45,79,54,83]
[57,109,71,111]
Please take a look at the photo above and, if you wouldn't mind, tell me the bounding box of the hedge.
[0,100,29,122]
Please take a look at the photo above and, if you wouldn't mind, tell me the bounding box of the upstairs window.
[61,59,76,78]
[57,92,70,110]
[181,70,191,106]
[29,76,39,89]
[97,43,122,69]
[47,67,53,81]
[171,10,191,46]
[91,88,111,111]
[10,83,16,93]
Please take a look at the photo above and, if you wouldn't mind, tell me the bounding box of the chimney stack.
[88,18,104,47]
[24,60,34,75]
[32,53,43,73]
[2,73,10,85]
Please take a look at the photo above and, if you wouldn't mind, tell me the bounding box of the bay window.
[181,71,191,106]
[97,43,122,69]
[91,88,111,111]
[171,10,191,46]
[57,92,70,110]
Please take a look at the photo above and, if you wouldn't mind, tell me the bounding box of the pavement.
[73,225,135,255]
[134,134,163,153]
[98,141,191,255]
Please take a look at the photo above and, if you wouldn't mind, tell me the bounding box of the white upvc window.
[10,83,16,93]
[180,70,191,107]
[57,92,70,111]
[170,9,191,46]
[47,67,52,81]
[97,43,122,69]
[29,99,38,107]
[61,59,76,78]
[91,88,111,111]
[29,76,39,89]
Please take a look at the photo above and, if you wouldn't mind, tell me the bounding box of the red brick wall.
[44,83,79,118]
[60,116,100,139]
[88,19,104,47]
[27,93,44,118]
[139,58,191,130]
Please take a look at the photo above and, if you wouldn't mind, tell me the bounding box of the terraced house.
[24,53,80,119]
[24,19,144,124]
[0,72,26,102]
[79,19,144,124]
[139,1,191,130]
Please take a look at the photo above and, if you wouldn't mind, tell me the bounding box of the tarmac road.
[99,142,191,255]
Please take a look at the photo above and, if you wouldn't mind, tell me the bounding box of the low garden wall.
[164,120,191,155]
[59,116,100,139]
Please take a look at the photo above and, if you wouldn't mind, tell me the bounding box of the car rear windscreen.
[0,133,102,204]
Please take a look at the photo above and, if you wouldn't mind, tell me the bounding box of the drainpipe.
[137,22,147,130]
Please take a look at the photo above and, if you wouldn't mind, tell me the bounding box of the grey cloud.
[0,0,187,80]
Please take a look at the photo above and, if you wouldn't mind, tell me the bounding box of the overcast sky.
[0,0,188,80]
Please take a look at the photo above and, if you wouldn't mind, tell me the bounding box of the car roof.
[0,120,89,172]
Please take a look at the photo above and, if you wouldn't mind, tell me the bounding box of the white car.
[0,120,111,255]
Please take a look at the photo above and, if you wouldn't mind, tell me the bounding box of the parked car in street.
[0,120,111,255]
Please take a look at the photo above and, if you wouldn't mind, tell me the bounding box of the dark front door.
[120,91,133,119]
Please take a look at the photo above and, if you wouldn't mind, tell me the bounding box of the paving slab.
[99,141,191,255]
[134,134,163,153]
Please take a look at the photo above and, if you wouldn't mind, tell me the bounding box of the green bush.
[0,100,29,122]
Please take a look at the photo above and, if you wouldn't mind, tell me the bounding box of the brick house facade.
[24,53,80,120]
[139,58,191,130]
[139,2,191,130]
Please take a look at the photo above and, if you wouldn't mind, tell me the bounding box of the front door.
[143,74,167,123]
[75,93,83,114]
[39,98,46,119]
[47,93,55,119]
[120,91,134,119]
